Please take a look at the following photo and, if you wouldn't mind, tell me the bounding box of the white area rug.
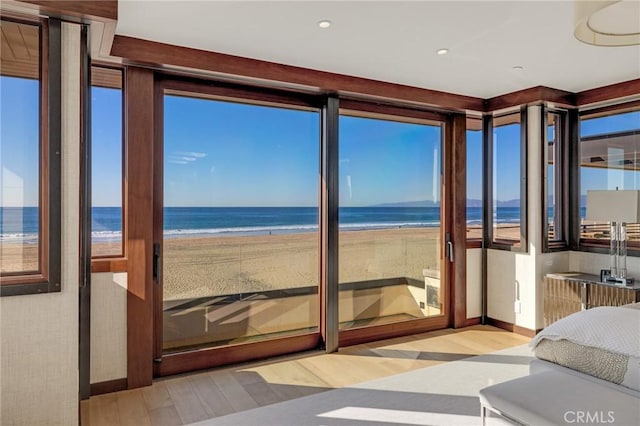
[191,344,533,426]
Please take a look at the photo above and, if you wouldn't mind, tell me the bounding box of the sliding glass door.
[153,80,454,372]
[155,82,321,366]
[338,110,448,340]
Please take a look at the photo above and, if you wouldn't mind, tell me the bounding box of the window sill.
[0,278,60,297]
[91,257,128,273]
[578,240,640,257]
[466,240,483,249]
[489,240,527,253]
[543,241,569,253]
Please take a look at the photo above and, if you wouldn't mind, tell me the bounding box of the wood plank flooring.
[82,325,529,425]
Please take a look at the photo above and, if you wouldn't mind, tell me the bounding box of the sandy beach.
[0,244,39,274]
[1,225,523,298]
[161,227,441,301]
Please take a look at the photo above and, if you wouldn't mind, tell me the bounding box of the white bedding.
[531,304,640,391]
[531,306,640,358]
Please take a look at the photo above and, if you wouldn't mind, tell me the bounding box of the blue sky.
[339,116,441,206]
[163,95,319,207]
[466,128,483,201]
[2,76,639,208]
[580,111,640,196]
[1,77,40,207]
[92,87,123,206]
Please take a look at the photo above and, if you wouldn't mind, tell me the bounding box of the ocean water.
[1,206,545,243]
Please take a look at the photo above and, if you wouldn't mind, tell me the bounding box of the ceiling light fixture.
[436,48,449,55]
[574,0,640,46]
[318,20,332,29]
[512,66,524,71]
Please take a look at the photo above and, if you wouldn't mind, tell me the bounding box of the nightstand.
[543,272,640,327]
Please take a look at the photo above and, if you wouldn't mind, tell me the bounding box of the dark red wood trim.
[152,76,164,371]
[158,76,321,109]
[15,0,117,21]
[485,317,540,338]
[91,258,127,273]
[446,113,468,328]
[485,86,575,112]
[339,98,448,123]
[338,317,448,348]
[466,240,483,249]
[579,99,640,119]
[110,35,484,112]
[156,333,321,377]
[458,317,481,328]
[90,378,127,396]
[575,79,640,106]
[125,67,155,389]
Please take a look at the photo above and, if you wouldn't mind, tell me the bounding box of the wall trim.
[459,317,481,328]
[90,378,128,396]
[15,0,117,21]
[575,78,640,107]
[110,35,485,112]
[486,317,541,338]
[485,86,575,112]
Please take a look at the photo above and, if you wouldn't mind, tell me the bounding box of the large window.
[579,107,640,247]
[91,66,123,257]
[489,110,526,249]
[1,18,60,295]
[338,111,444,330]
[159,86,320,352]
[466,117,483,242]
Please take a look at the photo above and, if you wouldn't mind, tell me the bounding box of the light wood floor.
[81,325,529,426]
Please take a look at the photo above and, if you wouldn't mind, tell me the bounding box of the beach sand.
[0,244,38,274]
[161,227,442,301]
[0,225,523,297]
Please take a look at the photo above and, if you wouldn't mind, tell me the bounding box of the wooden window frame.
[89,65,127,273]
[0,17,61,296]
[466,116,483,248]
[542,106,570,252]
[151,75,325,377]
[335,101,452,346]
[485,107,528,252]
[577,102,640,256]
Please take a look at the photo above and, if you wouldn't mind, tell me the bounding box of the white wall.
[466,248,482,318]
[486,106,572,331]
[0,23,81,425]
[569,251,640,277]
[91,272,127,383]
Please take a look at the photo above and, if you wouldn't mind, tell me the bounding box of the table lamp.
[585,189,640,285]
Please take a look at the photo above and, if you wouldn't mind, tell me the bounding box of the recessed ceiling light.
[512,65,524,71]
[318,20,332,29]
[436,48,449,55]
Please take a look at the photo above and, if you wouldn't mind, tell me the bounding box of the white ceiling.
[116,0,640,99]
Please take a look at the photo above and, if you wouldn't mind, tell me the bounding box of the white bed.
[479,303,640,425]
[530,302,640,393]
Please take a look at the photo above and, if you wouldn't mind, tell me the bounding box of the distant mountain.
[374,200,438,207]
[496,198,521,207]
[373,198,520,207]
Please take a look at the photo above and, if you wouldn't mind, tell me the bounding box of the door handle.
[447,241,454,263]
[153,243,161,281]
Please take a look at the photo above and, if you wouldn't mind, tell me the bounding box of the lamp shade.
[585,190,640,223]
[574,0,640,46]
